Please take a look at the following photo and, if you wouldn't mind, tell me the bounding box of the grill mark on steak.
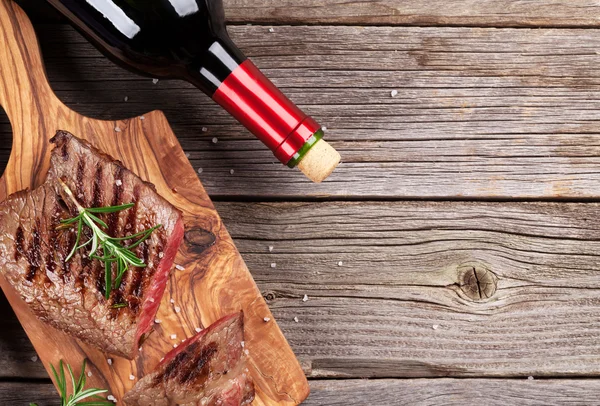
[124,186,139,237]
[46,224,57,275]
[25,221,42,281]
[158,342,218,385]
[14,226,25,261]
[92,162,103,208]
[107,166,124,238]
[60,141,69,161]
[126,243,147,313]
[76,159,85,202]
[179,344,218,385]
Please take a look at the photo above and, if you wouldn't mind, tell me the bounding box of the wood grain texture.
[0,1,308,404]
[217,201,600,378]
[305,379,600,405]
[15,0,600,28]
[9,25,600,198]
[223,0,600,28]
[10,378,600,406]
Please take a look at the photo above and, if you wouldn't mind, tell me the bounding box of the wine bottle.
[43,0,340,182]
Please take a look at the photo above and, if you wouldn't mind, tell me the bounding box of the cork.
[297,139,341,183]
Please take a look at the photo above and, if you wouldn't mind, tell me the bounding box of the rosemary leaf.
[86,203,134,213]
[58,182,161,302]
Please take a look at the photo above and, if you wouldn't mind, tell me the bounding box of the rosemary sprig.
[31,360,112,406]
[57,179,161,299]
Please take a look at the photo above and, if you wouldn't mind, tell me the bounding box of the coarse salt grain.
[171,334,177,340]
[149,297,155,303]
[107,358,113,365]
[294,317,299,323]
[229,169,235,175]
[185,152,191,158]
[129,375,135,381]
[270,263,276,268]
[114,126,121,132]
[173,344,178,348]
[322,126,328,132]
[432,324,439,330]
[197,167,203,174]
[155,319,162,324]
[202,127,208,132]
[268,246,274,252]
[338,261,343,266]
[244,349,249,355]
[241,341,245,348]
[175,306,181,313]
[195,327,202,333]
[107,395,116,402]
[158,252,164,259]
[181,338,186,343]
[391,89,398,97]
[268,27,275,33]
[124,96,129,102]
[303,294,308,302]
[170,299,175,304]
[115,179,122,186]
[264,317,271,322]
[528,376,534,380]
[212,137,218,144]
[152,78,159,84]
[88,371,92,377]
[31,356,38,362]
[140,115,145,120]
[175,264,185,271]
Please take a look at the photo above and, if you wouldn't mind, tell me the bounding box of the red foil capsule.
[213,60,320,165]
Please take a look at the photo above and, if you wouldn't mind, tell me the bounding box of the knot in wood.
[263,291,277,302]
[458,263,498,301]
[184,227,216,255]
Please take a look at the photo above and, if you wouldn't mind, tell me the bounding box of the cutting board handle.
[0,0,65,120]
[0,0,72,191]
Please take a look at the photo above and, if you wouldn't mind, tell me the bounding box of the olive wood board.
[0,0,309,404]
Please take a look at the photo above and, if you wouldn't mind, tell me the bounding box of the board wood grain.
[0,1,308,404]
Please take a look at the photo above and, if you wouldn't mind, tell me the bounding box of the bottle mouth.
[286,129,324,168]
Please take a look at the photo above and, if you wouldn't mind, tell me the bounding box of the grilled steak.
[0,131,184,359]
[123,312,254,406]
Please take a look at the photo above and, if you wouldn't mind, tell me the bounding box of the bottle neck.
[186,40,322,166]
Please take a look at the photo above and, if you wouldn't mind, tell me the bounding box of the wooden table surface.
[3,1,600,404]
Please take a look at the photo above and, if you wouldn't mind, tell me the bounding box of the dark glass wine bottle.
[44,0,340,182]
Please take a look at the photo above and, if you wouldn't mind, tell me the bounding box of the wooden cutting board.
[0,1,309,404]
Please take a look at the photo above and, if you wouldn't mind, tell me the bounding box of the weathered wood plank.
[10,379,600,406]
[2,25,600,198]
[224,0,600,28]
[305,379,600,405]
[16,0,600,28]
[4,201,600,379]
[218,201,600,378]
[0,382,58,405]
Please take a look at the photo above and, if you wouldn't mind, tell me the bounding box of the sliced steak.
[0,131,184,359]
[123,312,254,406]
